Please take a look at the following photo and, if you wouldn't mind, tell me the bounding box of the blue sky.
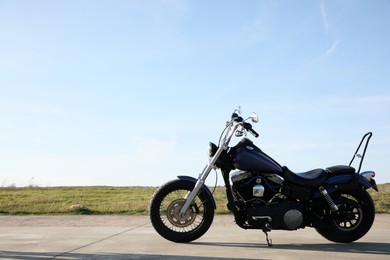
[0,0,389,186]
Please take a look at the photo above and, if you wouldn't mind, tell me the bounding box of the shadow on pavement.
[192,241,390,256]
[0,251,256,260]
[2,242,389,259]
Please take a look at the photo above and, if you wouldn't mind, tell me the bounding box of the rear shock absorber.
[319,186,339,212]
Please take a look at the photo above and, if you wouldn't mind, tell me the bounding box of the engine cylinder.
[231,170,281,202]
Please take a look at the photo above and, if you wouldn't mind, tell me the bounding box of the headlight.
[208,142,218,157]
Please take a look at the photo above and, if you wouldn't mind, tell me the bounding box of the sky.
[0,0,389,187]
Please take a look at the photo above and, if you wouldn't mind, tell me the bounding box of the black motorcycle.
[149,107,378,246]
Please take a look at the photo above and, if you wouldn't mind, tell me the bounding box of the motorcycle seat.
[326,165,355,175]
[283,166,328,187]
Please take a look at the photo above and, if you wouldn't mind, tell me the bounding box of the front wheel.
[315,189,375,243]
[149,179,214,242]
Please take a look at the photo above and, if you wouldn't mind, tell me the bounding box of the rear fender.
[177,175,217,209]
[315,174,378,198]
[325,174,377,190]
[359,173,378,192]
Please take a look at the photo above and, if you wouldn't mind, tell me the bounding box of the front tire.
[315,189,375,243]
[149,179,214,242]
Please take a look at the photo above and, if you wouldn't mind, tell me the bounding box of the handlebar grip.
[243,122,259,138]
[249,129,259,138]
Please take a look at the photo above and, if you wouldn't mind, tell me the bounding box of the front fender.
[177,175,216,209]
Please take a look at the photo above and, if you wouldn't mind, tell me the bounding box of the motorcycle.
[149,107,378,246]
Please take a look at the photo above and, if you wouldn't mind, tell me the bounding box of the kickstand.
[263,230,272,246]
[262,224,272,247]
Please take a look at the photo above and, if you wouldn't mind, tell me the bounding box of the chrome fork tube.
[179,121,238,216]
[179,144,227,215]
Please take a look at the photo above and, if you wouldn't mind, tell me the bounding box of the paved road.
[0,214,389,259]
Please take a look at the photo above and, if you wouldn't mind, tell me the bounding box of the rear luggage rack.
[349,132,372,174]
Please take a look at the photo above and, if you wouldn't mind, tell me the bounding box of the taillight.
[361,171,375,180]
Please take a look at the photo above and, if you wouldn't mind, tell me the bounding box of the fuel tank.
[234,146,283,173]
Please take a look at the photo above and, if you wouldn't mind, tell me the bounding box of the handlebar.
[223,109,259,147]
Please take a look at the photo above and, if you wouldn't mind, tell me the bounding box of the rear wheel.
[315,189,375,243]
[149,179,214,242]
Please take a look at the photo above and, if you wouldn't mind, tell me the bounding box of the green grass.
[0,184,388,215]
[0,186,155,215]
[368,183,390,213]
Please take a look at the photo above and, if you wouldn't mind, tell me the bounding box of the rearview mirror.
[250,112,259,123]
[234,106,242,115]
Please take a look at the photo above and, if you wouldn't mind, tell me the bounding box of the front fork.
[179,145,226,215]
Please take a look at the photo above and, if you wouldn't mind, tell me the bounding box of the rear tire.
[315,189,375,243]
[149,179,214,243]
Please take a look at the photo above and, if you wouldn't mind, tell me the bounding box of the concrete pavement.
[0,214,389,259]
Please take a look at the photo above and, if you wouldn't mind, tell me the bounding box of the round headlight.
[208,142,218,157]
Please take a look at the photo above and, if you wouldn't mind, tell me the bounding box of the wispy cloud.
[320,1,341,56]
[320,0,329,34]
[326,39,341,56]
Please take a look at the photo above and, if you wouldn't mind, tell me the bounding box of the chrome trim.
[361,171,375,181]
[268,174,284,185]
[252,216,272,222]
[231,170,252,183]
[253,184,265,197]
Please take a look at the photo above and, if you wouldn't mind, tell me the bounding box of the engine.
[231,170,283,202]
[231,171,304,230]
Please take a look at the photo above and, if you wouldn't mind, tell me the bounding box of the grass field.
[0,184,388,215]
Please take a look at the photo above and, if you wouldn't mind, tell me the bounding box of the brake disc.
[166,199,197,228]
